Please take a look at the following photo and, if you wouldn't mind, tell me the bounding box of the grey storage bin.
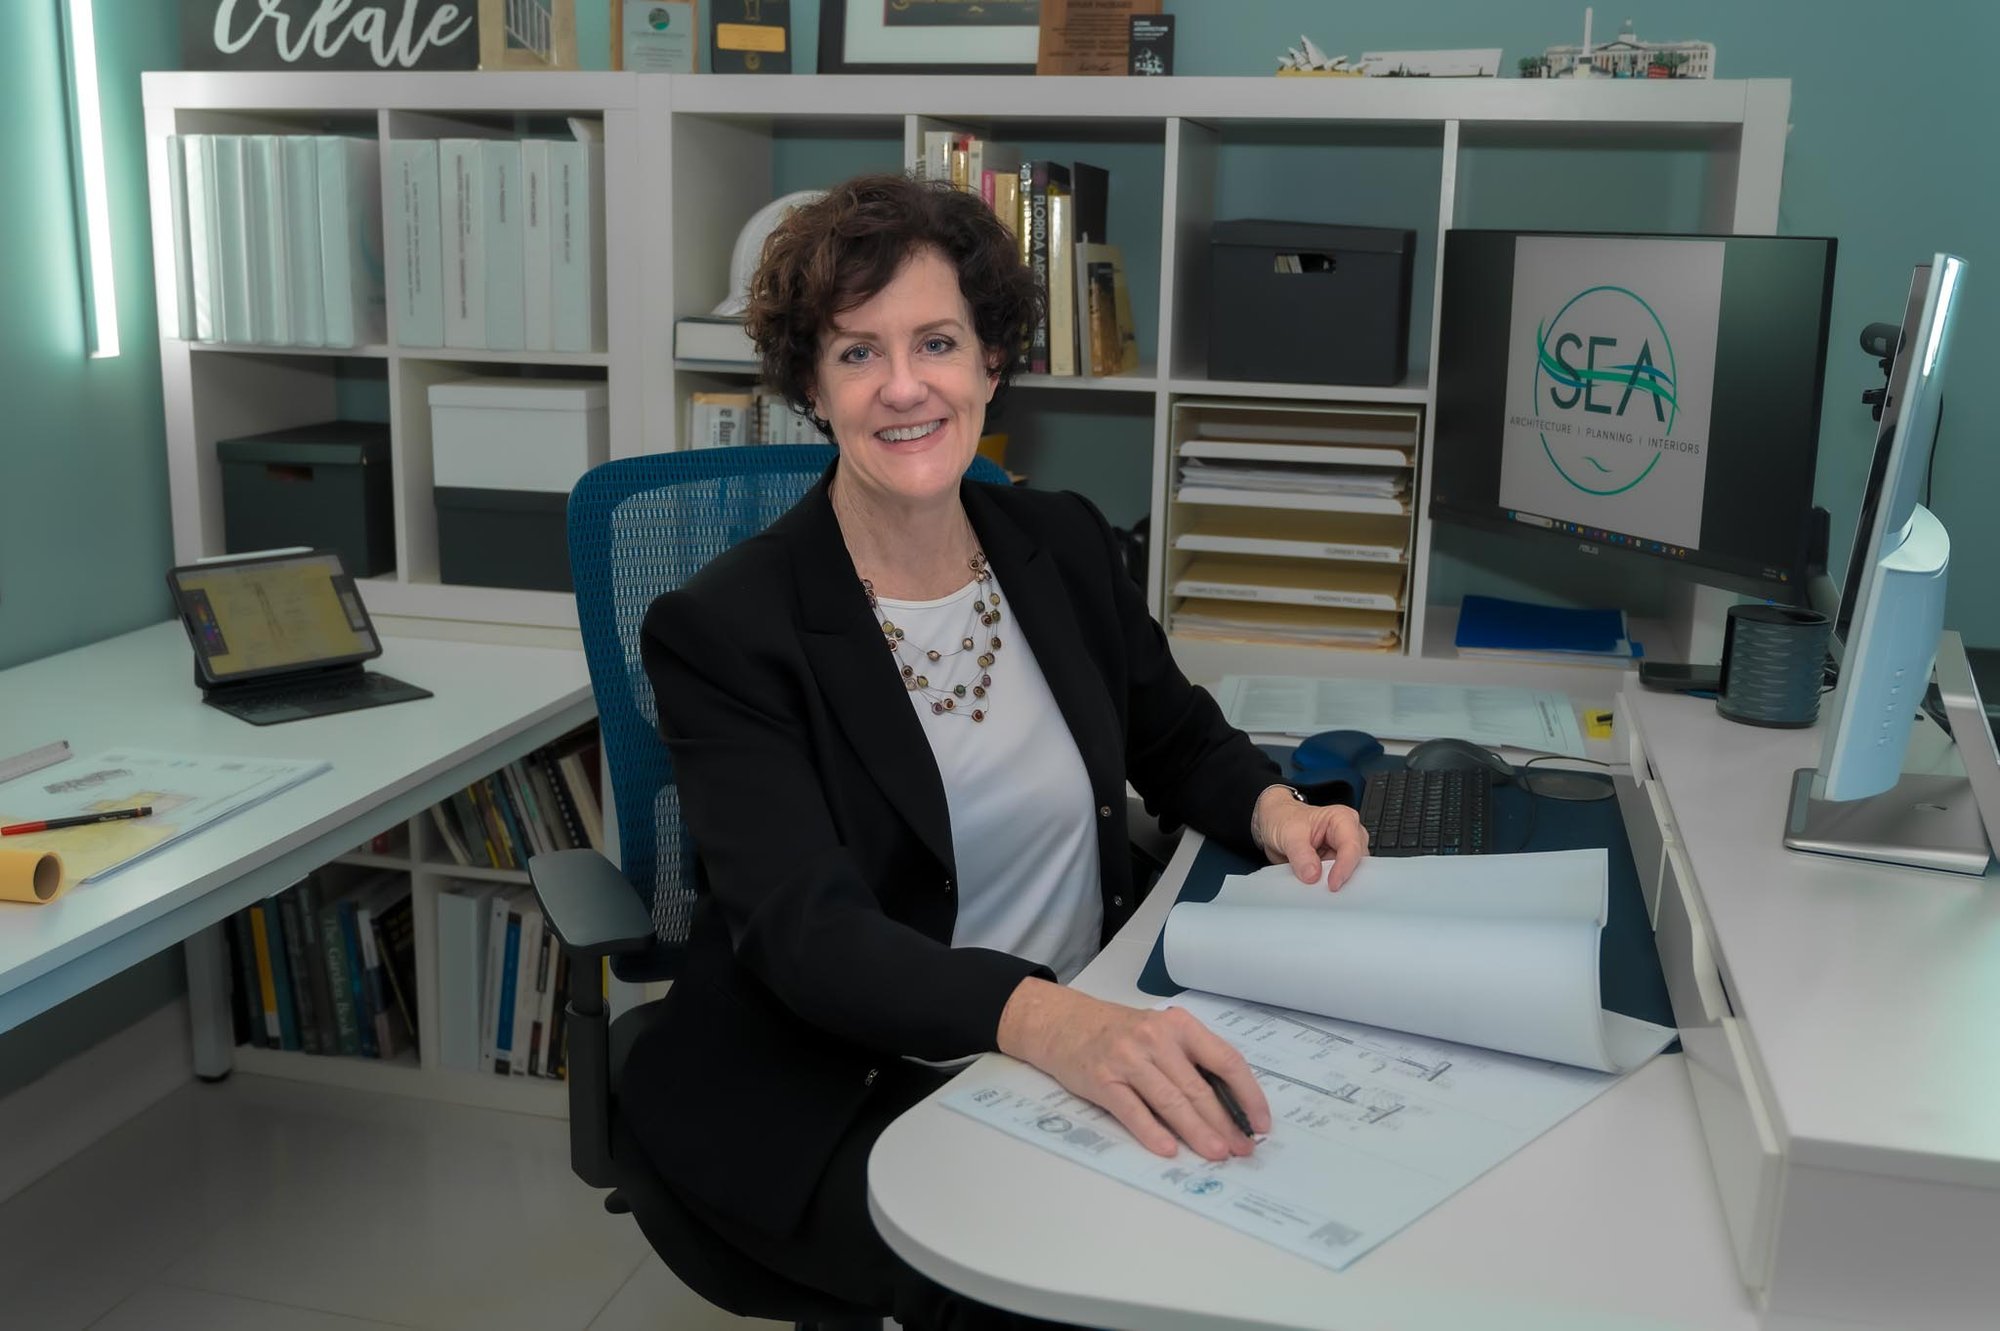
[1208,220,1416,387]
[217,421,395,576]
[435,487,572,592]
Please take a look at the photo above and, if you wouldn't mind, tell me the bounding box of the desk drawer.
[1613,774,1666,927]
[1657,845,1781,1291]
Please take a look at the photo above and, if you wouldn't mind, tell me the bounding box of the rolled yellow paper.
[0,847,66,903]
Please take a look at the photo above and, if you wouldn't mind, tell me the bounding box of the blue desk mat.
[1135,760,1678,1040]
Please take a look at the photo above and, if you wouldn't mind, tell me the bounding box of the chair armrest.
[527,849,657,958]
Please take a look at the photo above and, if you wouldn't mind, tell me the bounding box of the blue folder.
[1454,594,1635,656]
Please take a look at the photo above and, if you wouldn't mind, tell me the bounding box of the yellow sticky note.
[1585,709,1615,740]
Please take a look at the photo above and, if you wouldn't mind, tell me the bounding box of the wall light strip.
[62,0,118,359]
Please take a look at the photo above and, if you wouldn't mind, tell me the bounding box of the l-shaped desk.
[871,684,2000,1331]
[0,621,594,1076]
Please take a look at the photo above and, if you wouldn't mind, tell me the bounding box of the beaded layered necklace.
[862,553,1004,722]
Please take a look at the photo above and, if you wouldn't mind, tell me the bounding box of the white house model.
[1545,12,1714,78]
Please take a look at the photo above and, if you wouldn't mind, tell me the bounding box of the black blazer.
[622,465,1281,1235]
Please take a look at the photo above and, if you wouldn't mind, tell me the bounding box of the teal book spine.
[338,901,380,1058]
[275,892,322,1055]
[318,898,362,1056]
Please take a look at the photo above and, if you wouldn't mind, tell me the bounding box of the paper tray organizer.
[1165,399,1420,652]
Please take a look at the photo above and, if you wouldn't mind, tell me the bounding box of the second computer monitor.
[1431,231,1838,601]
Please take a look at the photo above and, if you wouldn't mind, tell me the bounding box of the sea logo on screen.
[1530,284,1678,496]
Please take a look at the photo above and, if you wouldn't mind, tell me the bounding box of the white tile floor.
[0,1074,778,1331]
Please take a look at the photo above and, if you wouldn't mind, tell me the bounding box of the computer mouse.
[1404,737,1515,780]
[1293,729,1385,771]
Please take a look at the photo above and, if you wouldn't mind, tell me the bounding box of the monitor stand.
[1783,633,2000,876]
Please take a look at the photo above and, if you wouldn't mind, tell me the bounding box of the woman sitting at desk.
[626,173,1368,1329]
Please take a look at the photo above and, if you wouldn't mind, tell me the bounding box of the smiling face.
[812,247,1000,517]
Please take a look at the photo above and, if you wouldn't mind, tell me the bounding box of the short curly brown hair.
[743,172,1042,439]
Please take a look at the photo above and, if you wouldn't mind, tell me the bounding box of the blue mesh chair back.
[566,444,1012,982]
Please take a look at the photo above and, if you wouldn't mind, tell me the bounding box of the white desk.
[0,621,593,1072]
[869,829,1758,1331]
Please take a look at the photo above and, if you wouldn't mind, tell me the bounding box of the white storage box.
[428,377,608,492]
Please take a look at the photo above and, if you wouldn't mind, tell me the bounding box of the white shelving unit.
[144,71,1788,652]
[141,72,1789,1108]
[229,788,575,1119]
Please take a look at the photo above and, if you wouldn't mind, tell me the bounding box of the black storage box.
[218,421,395,576]
[435,487,572,592]
[1208,220,1416,386]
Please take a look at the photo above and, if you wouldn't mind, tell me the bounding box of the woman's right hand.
[995,978,1271,1162]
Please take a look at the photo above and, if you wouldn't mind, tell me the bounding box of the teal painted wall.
[0,1,185,1097]
[0,1,179,671]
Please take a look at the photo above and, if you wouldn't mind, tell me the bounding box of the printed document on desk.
[941,852,1674,1271]
[1215,674,1585,756]
[945,990,1669,1273]
[0,750,330,894]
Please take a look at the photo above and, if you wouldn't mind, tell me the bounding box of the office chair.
[527,445,1010,1331]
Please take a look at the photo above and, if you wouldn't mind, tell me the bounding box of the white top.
[877,571,1102,984]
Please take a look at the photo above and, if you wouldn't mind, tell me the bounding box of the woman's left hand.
[1251,787,1369,889]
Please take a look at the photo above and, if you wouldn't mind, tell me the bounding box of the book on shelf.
[179,135,220,342]
[521,138,554,353]
[484,889,526,1075]
[428,803,473,866]
[260,898,304,1051]
[1172,508,1409,564]
[1074,242,1141,377]
[370,881,421,1056]
[439,138,487,349]
[550,134,605,353]
[1069,160,1108,243]
[317,136,386,349]
[244,135,292,346]
[1020,160,1069,374]
[1045,184,1077,376]
[275,889,323,1055]
[225,911,260,1047]
[483,139,527,352]
[1172,555,1406,611]
[437,882,502,1073]
[333,889,380,1058]
[246,903,282,1046]
[282,136,326,347]
[313,880,363,1056]
[388,138,443,347]
[674,314,757,364]
[212,135,253,344]
[689,391,754,449]
[1171,599,1402,651]
[505,901,545,1077]
[164,136,196,341]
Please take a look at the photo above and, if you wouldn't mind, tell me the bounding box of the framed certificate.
[818,0,1039,75]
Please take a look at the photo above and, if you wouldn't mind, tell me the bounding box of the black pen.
[1199,1067,1256,1137]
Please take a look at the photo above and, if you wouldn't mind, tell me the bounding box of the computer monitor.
[1432,230,1837,601]
[1815,256,1960,801]
[1785,254,1997,875]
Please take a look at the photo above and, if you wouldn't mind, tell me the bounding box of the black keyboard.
[212,671,432,724]
[1359,768,1495,857]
